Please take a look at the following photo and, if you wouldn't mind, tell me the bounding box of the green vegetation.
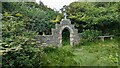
[2,2,58,35]
[62,28,70,45]
[80,29,101,43]
[42,39,118,66]
[1,1,119,67]
[1,2,57,67]
[58,2,120,36]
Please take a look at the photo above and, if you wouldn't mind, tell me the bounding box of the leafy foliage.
[57,2,120,36]
[1,1,119,67]
[2,2,58,35]
[1,10,46,67]
[1,2,57,67]
[80,30,101,43]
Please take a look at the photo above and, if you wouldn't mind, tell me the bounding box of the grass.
[42,39,118,66]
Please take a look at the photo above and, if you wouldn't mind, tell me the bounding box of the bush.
[80,30,101,43]
[2,46,45,68]
[1,12,45,68]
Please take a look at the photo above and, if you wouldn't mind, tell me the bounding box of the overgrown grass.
[73,39,118,66]
[42,45,76,66]
[42,39,118,66]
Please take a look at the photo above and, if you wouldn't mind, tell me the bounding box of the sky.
[36,0,78,11]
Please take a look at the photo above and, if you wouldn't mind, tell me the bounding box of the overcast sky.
[36,0,77,11]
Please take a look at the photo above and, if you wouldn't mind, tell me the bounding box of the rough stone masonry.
[35,19,80,46]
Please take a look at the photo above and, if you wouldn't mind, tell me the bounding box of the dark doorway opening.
[62,28,70,45]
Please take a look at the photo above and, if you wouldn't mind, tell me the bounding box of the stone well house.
[35,19,80,46]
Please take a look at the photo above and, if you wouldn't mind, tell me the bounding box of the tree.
[1,2,58,67]
[65,2,119,35]
[2,2,58,35]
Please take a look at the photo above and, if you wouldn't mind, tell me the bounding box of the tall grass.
[42,39,118,66]
[42,45,76,66]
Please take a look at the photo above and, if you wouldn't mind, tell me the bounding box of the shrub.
[2,46,45,68]
[2,12,45,68]
[80,30,101,43]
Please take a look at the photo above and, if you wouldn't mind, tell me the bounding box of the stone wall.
[35,19,80,46]
[35,35,54,45]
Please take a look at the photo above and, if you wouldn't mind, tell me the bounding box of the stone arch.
[35,19,80,46]
[60,26,74,46]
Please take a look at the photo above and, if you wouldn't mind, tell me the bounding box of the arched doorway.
[62,28,70,45]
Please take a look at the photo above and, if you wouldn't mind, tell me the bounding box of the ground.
[73,40,118,66]
[42,39,118,66]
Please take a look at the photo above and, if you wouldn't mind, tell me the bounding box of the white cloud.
[36,0,77,11]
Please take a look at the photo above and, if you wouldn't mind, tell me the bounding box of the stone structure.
[35,19,80,46]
